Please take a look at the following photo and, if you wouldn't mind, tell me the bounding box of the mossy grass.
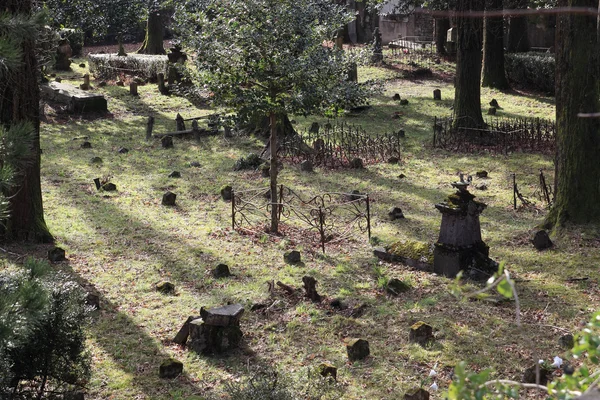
[10,57,597,399]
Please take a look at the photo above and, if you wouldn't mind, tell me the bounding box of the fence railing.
[232,185,370,252]
[279,121,402,168]
[433,115,556,155]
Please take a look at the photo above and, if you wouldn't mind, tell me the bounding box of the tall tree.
[453,0,485,128]
[545,0,600,228]
[506,0,530,52]
[137,0,166,55]
[0,1,52,242]
[481,0,509,89]
[435,17,451,56]
[177,0,371,233]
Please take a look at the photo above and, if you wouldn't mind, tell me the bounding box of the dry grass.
[6,53,597,399]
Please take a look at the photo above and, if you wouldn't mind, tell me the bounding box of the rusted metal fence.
[231,185,370,252]
[433,116,556,155]
[279,121,402,168]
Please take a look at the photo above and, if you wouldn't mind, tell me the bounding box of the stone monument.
[433,177,497,279]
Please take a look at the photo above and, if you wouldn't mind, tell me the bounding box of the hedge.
[504,52,555,95]
[88,53,169,81]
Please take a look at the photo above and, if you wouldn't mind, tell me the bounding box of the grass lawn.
[8,52,597,399]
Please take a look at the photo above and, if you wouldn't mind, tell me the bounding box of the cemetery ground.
[17,54,598,399]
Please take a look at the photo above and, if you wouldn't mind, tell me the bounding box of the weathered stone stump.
[346,338,370,361]
[162,191,176,206]
[409,321,434,346]
[188,304,244,354]
[532,230,553,250]
[433,181,497,279]
[392,93,401,101]
[400,99,409,105]
[559,333,575,349]
[302,276,322,302]
[349,158,364,169]
[433,89,441,100]
[220,185,233,201]
[161,135,173,149]
[388,207,405,220]
[284,250,301,264]
[213,264,231,278]
[155,281,175,294]
[102,182,117,191]
[300,160,313,172]
[309,122,320,134]
[85,292,100,309]
[319,363,337,381]
[159,359,183,379]
[405,388,430,400]
[168,171,181,178]
[173,316,198,345]
[48,247,66,262]
[487,107,496,115]
[176,113,186,131]
[118,147,129,154]
[386,278,411,295]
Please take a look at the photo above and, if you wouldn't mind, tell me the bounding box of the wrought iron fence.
[433,115,556,155]
[386,38,438,69]
[231,185,371,252]
[279,121,402,168]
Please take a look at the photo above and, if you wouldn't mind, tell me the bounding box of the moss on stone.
[387,240,434,262]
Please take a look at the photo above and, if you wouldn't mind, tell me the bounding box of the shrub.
[504,52,555,95]
[0,258,91,399]
[88,53,169,81]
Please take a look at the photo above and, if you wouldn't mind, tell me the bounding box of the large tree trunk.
[435,18,451,56]
[545,0,600,228]
[506,0,530,52]
[481,0,509,89]
[137,7,165,55]
[454,0,485,128]
[0,0,52,242]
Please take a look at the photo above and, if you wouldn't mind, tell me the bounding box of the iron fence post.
[319,207,326,253]
[231,188,235,229]
[366,194,371,239]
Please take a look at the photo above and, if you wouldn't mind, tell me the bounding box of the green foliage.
[0,259,90,399]
[175,0,374,118]
[88,53,168,80]
[43,0,147,43]
[505,52,555,95]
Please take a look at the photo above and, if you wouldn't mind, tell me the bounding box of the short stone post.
[130,82,138,96]
[176,113,186,131]
[146,116,155,140]
[80,74,90,90]
[433,89,441,100]
[157,73,168,95]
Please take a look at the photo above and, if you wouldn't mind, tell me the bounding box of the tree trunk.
[137,7,165,55]
[545,0,600,228]
[454,0,485,128]
[269,112,279,234]
[0,0,52,242]
[506,0,530,53]
[481,0,509,89]
[435,18,450,56]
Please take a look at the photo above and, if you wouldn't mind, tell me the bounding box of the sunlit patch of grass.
[26,60,600,399]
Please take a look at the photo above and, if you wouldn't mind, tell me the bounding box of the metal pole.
[278,184,284,222]
[366,194,371,239]
[231,188,235,229]
[319,207,325,254]
[513,174,517,210]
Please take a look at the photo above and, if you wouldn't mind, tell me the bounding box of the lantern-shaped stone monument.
[433,179,497,279]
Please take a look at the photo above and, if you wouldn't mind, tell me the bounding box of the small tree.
[177,0,371,233]
[137,0,167,55]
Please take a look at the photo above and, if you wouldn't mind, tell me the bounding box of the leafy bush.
[88,53,168,80]
[0,258,91,399]
[504,52,555,95]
